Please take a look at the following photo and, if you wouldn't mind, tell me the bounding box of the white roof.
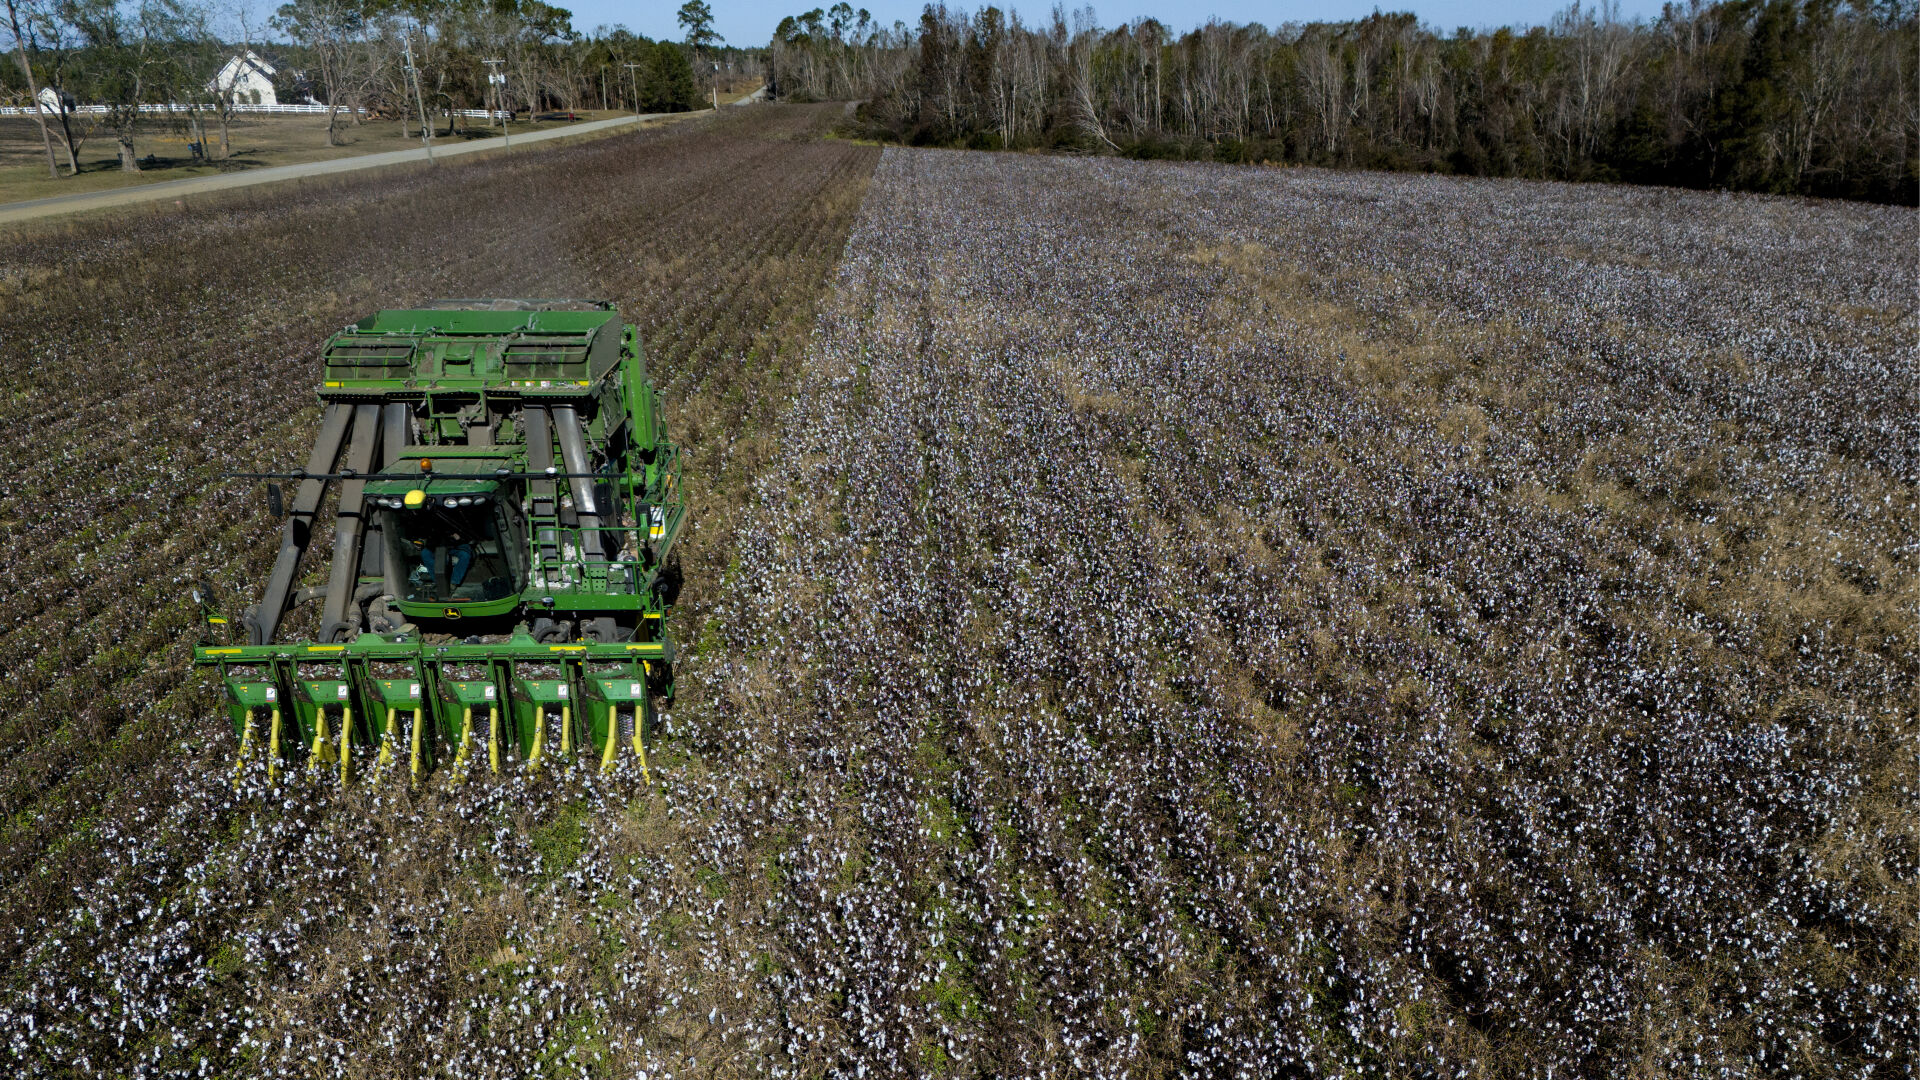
[216,51,276,79]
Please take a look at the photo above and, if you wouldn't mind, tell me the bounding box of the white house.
[208,51,278,106]
[36,86,74,114]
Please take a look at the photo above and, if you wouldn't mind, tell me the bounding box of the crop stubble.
[0,129,1914,1078]
[0,104,879,1076]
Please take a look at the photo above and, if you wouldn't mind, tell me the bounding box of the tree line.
[2,0,759,175]
[767,0,1917,203]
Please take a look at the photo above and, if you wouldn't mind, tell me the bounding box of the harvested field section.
[680,151,1916,1075]
[0,105,878,1076]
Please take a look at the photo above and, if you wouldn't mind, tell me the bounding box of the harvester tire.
[583,616,631,643]
[659,553,684,608]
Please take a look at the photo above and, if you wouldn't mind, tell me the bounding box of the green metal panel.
[442,679,502,707]
[584,672,649,703]
[508,676,572,759]
[225,678,282,754]
[369,676,425,708]
[227,679,281,709]
[438,678,502,743]
[291,678,352,751]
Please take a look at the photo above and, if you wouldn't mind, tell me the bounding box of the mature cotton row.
[677,149,1915,1077]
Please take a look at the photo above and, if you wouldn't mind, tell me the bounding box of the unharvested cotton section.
[685,149,1915,1076]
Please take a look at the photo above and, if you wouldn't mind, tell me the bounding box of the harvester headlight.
[404,489,426,508]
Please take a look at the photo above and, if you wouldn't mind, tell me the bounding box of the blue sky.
[224,0,1668,47]
[558,0,1670,44]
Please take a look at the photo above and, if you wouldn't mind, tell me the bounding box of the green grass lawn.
[0,110,620,206]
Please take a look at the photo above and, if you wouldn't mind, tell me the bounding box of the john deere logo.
[443,607,462,619]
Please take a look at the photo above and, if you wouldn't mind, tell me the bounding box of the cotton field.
[0,116,1912,1079]
[684,150,1915,1076]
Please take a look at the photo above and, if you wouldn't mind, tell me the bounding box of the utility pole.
[403,28,433,162]
[3,0,60,178]
[482,58,509,150]
[623,62,642,117]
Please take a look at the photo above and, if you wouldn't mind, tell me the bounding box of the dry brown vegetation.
[0,117,1914,1078]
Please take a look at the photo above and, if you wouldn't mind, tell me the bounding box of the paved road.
[0,111,673,227]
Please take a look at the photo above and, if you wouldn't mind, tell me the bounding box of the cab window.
[382,499,523,603]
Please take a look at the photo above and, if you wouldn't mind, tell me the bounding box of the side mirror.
[267,482,286,518]
[191,580,231,644]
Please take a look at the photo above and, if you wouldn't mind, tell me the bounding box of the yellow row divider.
[529,705,547,771]
[599,701,619,773]
[632,680,651,786]
[408,707,423,786]
[376,706,397,787]
[559,704,572,757]
[266,705,283,783]
[310,707,334,768]
[453,705,474,780]
[233,708,257,789]
[488,705,501,775]
[339,706,353,784]
[634,665,653,785]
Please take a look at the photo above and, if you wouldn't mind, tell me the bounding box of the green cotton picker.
[193,300,686,786]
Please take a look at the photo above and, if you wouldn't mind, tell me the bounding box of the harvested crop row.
[0,105,879,1077]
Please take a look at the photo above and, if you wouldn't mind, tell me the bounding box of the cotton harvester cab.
[193,300,685,785]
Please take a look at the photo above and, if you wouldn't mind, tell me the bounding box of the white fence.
[1,102,500,118]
